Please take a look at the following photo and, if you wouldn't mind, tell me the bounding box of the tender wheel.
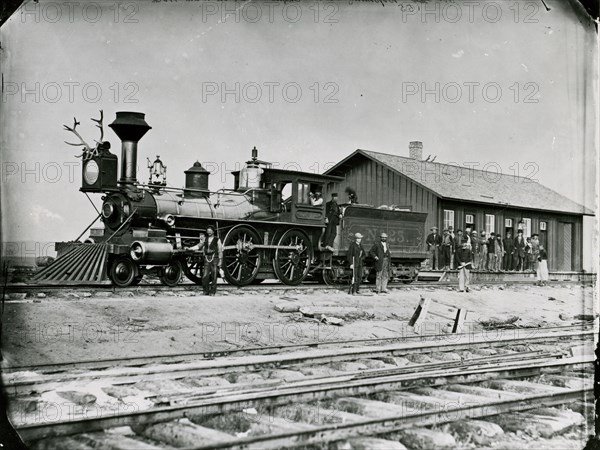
[184,254,204,285]
[109,257,139,288]
[160,260,183,287]
[321,269,337,285]
[222,226,262,286]
[273,229,313,285]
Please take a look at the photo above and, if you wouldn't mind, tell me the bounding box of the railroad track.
[3,277,592,300]
[6,324,594,449]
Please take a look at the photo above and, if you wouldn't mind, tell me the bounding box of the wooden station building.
[324,142,594,272]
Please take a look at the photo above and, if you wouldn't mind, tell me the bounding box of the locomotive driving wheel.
[159,260,183,287]
[109,257,139,288]
[222,225,262,286]
[273,229,313,285]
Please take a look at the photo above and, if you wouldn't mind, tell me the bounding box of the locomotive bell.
[108,112,152,185]
[184,161,210,198]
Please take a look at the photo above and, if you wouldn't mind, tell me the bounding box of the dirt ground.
[1,282,596,367]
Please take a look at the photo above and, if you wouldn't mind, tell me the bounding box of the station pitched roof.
[325,149,594,216]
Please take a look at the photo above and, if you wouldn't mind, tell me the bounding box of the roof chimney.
[409,141,423,160]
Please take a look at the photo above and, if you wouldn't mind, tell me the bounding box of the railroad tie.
[408,296,468,334]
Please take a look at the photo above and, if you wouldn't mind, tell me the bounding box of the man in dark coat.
[322,193,342,251]
[440,228,453,270]
[202,226,223,296]
[347,232,365,295]
[369,232,391,294]
[425,226,442,270]
[453,229,464,270]
[513,229,526,271]
[486,232,496,271]
[456,235,472,292]
[503,231,514,271]
[345,187,358,204]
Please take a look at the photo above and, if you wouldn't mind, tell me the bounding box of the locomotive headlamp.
[83,160,100,185]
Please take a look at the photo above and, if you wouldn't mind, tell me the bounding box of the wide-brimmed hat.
[431,226,438,231]
[355,232,363,239]
[380,233,388,238]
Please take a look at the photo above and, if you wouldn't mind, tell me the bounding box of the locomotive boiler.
[36,111,428,288]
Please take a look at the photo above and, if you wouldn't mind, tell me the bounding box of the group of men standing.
[346,231,391,295]
[426,226,544,273]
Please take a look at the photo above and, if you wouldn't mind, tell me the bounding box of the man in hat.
[503,231,515,271]
[345,187,358,204]
[513,229,526,271]
[530,233,540,272]
[369,232,391,294]
[471,230,481,270]
[425,226,442,270]
[322,193,342,251]
[309,190,323,206]
[456,234,472,292]
[448,226,456,269]
[202,225,223,296]
[440,228,453,270]
[347,232,365,295]
[454,229,464,270]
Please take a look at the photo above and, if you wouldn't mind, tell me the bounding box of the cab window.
[297,182,311,205]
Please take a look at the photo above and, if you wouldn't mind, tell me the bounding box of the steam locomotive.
[48,111,428,288]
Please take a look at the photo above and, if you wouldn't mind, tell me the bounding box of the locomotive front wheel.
[160,260,183,287]
[184,254,204,285]
[109,257,139,288]
[273,229,313,285]
[222,226,262,286]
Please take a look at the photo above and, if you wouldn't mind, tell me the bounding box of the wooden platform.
[417,270,595,283]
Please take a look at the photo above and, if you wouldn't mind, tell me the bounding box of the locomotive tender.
[47,111,428,288]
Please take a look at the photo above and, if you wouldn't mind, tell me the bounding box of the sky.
[0,0,597,256]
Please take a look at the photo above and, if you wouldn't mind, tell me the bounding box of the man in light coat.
[369,232,391,294]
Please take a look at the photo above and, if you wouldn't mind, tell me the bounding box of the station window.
[443,210,454,230]
[522,218,531,238]
[465,214,474,225]
[505,218,513,228]
[485,214,495,234]
[540,221,547,231]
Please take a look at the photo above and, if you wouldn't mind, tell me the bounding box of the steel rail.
[4,328,593,396]
[2,324,592,374]
[1,321,593,373]
[3,277,593,294]
[2,350,556,397]
[189,388,591,450]
[14,356,592,442]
